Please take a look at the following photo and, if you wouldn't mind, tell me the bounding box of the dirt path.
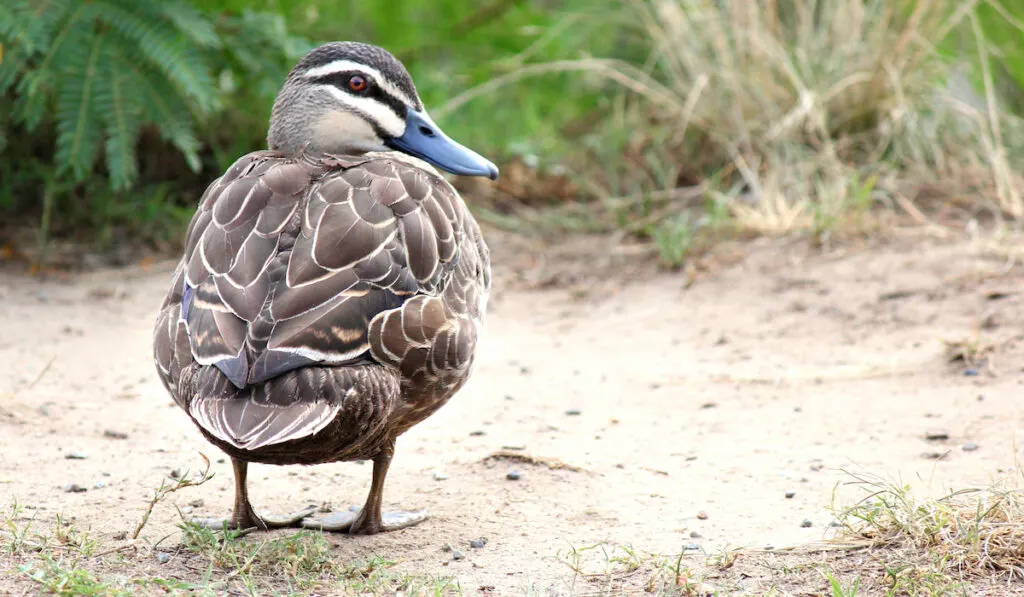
[1,234,1023,594]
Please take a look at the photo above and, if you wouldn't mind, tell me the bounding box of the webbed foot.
[192,504,318,531]
[301,506,428,534]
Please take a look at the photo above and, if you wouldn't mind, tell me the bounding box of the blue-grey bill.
[387,108,499,180]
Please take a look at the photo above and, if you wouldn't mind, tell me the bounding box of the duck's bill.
[387,108,499,180]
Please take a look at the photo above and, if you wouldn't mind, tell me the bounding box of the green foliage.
[178,523,460,593]
[949,1,1024,116]
[0,0,223,188]
[3,0,1024,261]
[1,0,623,257]
[194,0,624,160]
[0,0,312,259]
[20,554,133,597]
[822,566,861,597]
[180,522,335,581]
[195,8,310,171]
[651,213,696,269]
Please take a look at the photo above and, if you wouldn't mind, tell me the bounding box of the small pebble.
[65,452,88,460]
[964,368,979,377]
[93,481,107,490]
[962,443,979,452]
[924,430,950,441]
[452,550,465,561]
[696,511,708,520]
[433,470,450,481]
[112,531,128,541]
[441,543,452,552]
[180,506,193,515]
[785,491,795,499]
[830,521,842,528]
[64,484,87,493]
[565,408,582,416]
[189,499,205,508]
[470,538,487,549]
[801,519,813,528]
[506,470,522,481]
[683,543,700,550]
[103,430,129,440]
[169,469,181,479]
[469,430,486,436]
[689,530,702,539]
[156,552,170,564]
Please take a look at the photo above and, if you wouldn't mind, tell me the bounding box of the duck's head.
[268,41,498,180]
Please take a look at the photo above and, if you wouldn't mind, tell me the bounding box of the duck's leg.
[194,458,316,530]
[301,441,428,534]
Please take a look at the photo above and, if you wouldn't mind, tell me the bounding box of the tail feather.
[182,364,399,453]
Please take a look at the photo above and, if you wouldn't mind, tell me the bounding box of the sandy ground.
[1,232,1023,594]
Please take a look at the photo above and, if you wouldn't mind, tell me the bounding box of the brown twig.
[12,356,56,398]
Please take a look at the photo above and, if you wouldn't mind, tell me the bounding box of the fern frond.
[54,30,105,180]
[0,48,26,93]
[127,59,202,172]
[14,2,91,130]
[12,0,73,55]
[0,0,73,95]
[152,0,221,48]
[0,0,25,41]
[93,2,218,114]
[3,0,308,193]
[96,41,142,190]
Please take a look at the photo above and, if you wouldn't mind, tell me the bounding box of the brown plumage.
[152,42,495,535]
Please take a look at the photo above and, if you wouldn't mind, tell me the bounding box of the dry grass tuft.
[835,469,1024,581]
[456,0,1024,266]
[620,0,1024,236]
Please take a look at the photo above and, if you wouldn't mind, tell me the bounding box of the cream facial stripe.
[319,86,407,138]
[302,60,418,108]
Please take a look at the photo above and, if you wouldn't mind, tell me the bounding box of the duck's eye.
[347,75,368,93]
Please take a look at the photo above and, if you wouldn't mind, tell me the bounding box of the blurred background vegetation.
[0,0,1022,268]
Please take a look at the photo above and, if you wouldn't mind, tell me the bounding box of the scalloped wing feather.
[154,150,490,449]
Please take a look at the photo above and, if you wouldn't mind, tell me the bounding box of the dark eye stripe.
[309,71,408,123]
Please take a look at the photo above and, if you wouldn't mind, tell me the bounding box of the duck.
[152,41,496,535]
